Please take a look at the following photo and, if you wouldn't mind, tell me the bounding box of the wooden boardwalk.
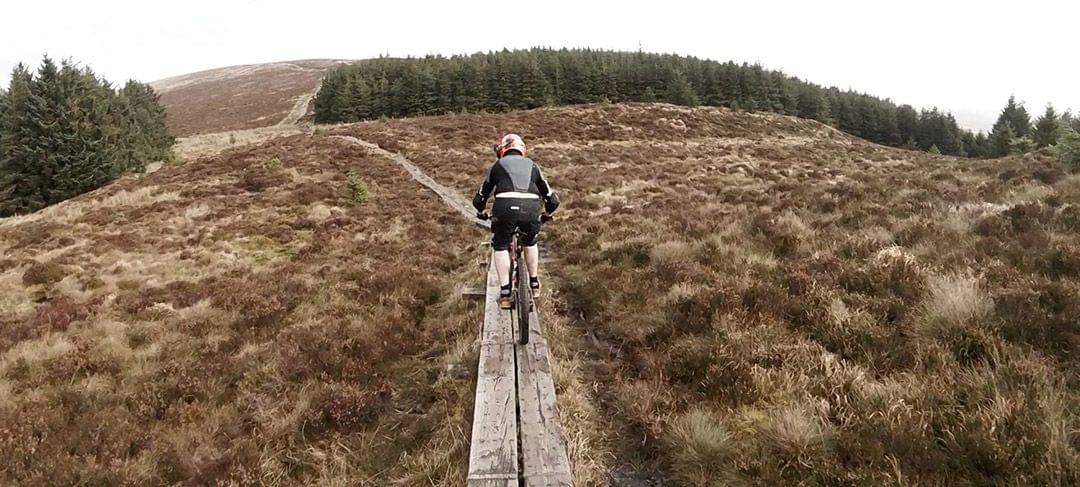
[468,257,572,486]
[329,135,568,484]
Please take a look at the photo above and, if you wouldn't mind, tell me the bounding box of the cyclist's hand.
[476,211,490,221]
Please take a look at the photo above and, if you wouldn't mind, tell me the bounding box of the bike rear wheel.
[516,252,530,344]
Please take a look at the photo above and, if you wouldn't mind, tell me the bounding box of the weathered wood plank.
[465,478,516,487]
[517,309,573,486]
[468,255,519,486]
[461,285,486,301]
[481,259,514,344]
[467,342,518,485]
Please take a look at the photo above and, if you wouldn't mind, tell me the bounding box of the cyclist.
[473,134,560,309]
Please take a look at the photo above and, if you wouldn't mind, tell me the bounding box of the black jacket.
[472,154,560,213]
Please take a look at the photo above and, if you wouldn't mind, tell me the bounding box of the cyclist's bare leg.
[525,245,542,297]
[494,250,512,287]
[524,245,539,278]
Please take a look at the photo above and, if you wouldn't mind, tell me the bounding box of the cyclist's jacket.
[472,154,560,213]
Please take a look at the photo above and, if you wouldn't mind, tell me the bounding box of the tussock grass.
[757,405,834,463]
[918,272,994,332]
[664,408,735,485]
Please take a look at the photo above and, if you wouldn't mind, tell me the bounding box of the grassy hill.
[1,99,1076,484]
[152,60,347,137]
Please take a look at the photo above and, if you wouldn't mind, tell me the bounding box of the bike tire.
[516,253,530,345]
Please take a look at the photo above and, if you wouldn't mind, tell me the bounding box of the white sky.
[2,0,1075,132]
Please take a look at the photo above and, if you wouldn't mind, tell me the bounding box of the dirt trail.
[332,135,490,229]
[276,82,320,127]
[174,83,321,160]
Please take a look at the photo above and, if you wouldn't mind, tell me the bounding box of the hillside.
[1,101,1077,484]
[152,60,347,136]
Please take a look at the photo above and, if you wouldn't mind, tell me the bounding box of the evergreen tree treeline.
[313,48,987,157]
[0,56,173,217]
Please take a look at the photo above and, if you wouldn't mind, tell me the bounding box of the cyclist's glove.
[472,192,487,212]
[544,190,560,213]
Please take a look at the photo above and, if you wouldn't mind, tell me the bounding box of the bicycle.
[478,212,552,345]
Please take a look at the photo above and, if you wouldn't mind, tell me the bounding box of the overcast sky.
[2,0,1075,131]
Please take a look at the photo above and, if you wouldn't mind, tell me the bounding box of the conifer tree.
[1053,128,1080,172]
[896,105,919,147]
[993,95,1032,139]
[1060,110,1076,133]
[990,119,1016,157]
[344,75,371,121]
[310,48,989,158]
[1009,136,1035,154]
[51,61,117,201]
[989,96,1033,156]
[0,64,40,215]
[962,131,991,158]
[1033,104,1061,148]
[0,57,172,216]
[796,84,830,122]
[664,69,698,107]
[117,79,174,166]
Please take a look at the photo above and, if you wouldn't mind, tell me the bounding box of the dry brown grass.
[330,102,1080,485]
[0,133,489,484]
[4,102,1078,484]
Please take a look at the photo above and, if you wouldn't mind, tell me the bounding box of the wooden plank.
[467,342,518,485]
[468,254,519,486]
[461,285,486,301]
[465,479,516,487]
[481,258,513,344]
[517,309,573,486]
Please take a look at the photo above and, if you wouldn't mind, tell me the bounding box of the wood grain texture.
[517,303,572,486]
[468,256,519,485]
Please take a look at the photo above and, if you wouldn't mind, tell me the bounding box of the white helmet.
[497,134,526,158]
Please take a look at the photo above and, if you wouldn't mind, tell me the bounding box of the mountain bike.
[478,212,552,345]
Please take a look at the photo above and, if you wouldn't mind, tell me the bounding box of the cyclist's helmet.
[497,134,527,158]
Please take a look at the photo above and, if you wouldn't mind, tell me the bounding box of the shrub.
[22,260,67,286]
[235,168,286,192]
[346,171,368,205]
[27,298,90,334]
[320,381,389,432]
